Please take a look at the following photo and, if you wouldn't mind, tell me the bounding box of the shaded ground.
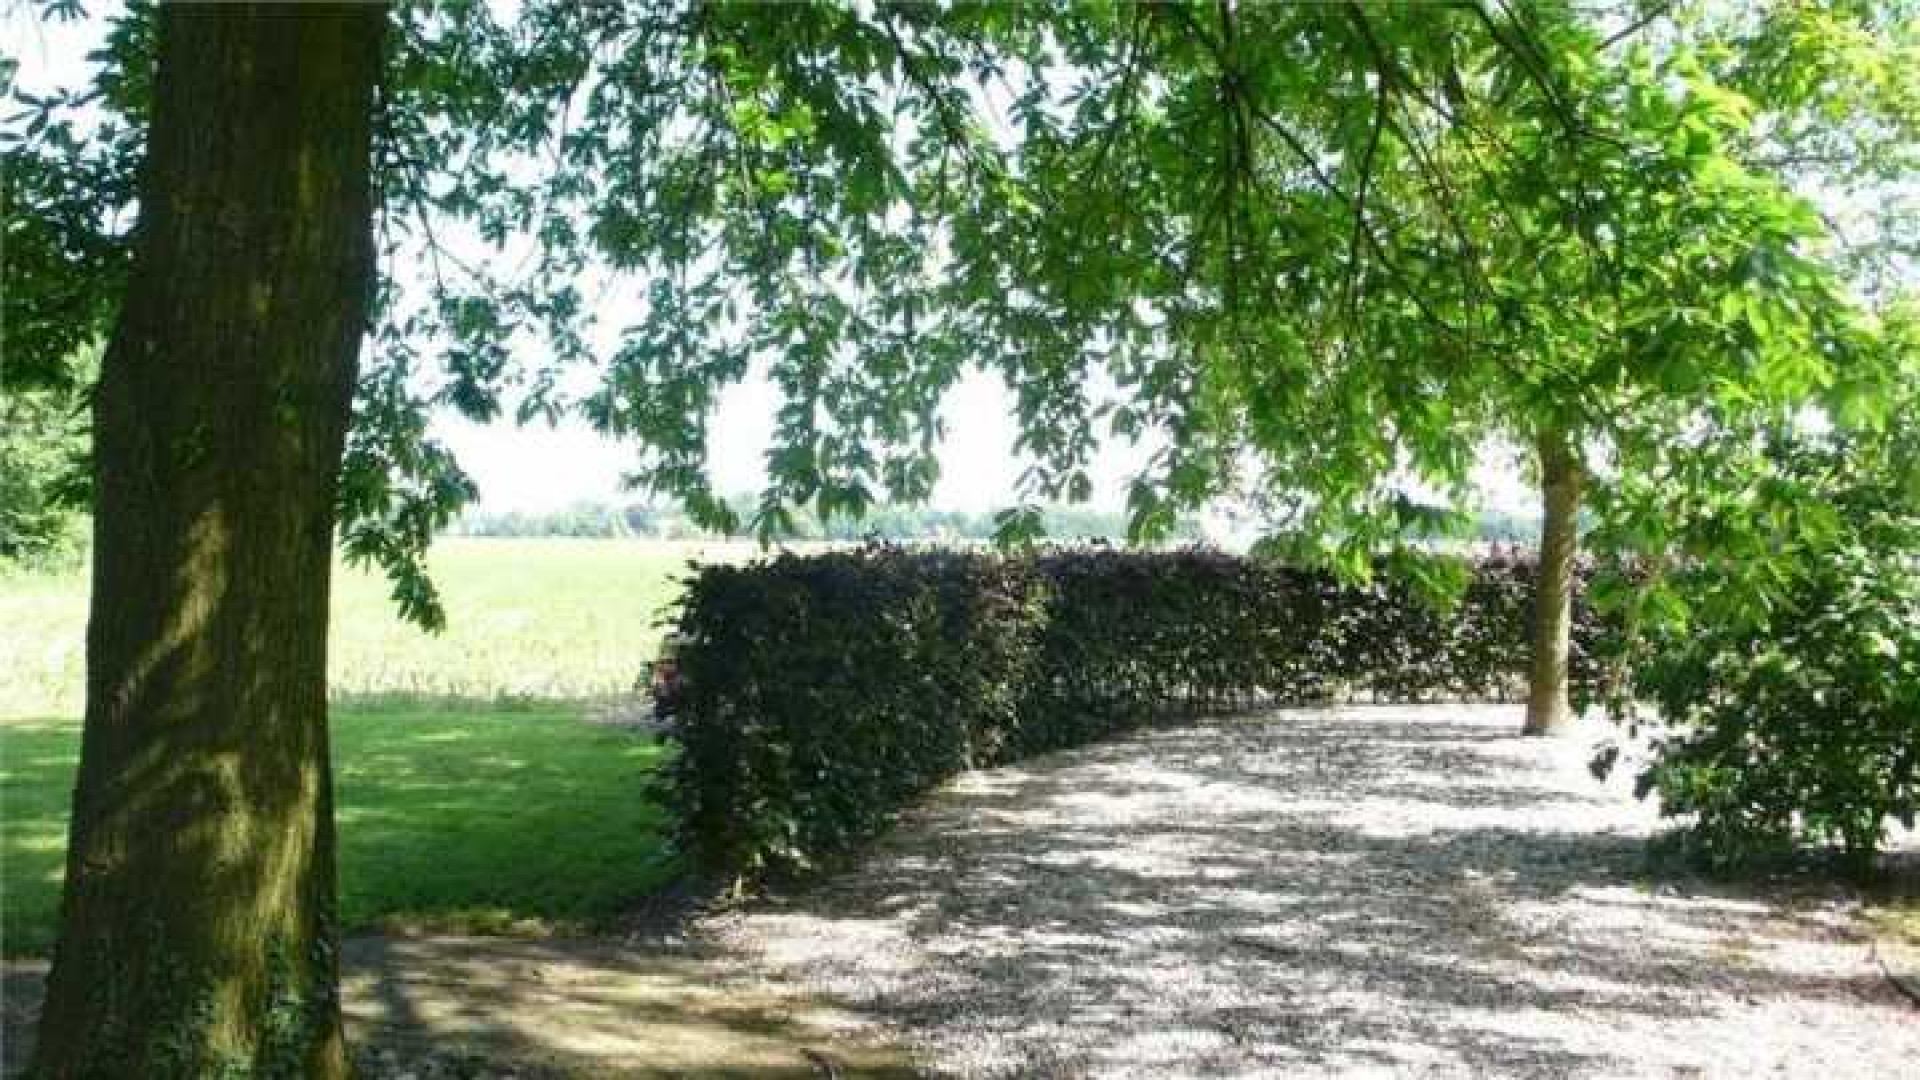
[340,935,916,1078]
[3,936,915,1078]
[6,704,1914,1077]
[708,705,1920,1079]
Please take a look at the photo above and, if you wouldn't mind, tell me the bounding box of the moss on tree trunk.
[32,5,385,1075]
[1523,427,1584,737]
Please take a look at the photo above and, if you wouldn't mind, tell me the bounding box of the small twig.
[1601,1,1674,51]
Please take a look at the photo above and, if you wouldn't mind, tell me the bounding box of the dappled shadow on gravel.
[706,705,1920,1079]
[4,936,920,1080]
[340,935,918,1078]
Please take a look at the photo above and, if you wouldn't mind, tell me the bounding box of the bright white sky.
[433,365,1099,514]
[6,4,1535,520]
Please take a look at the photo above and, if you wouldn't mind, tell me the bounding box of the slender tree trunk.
[1522,427,1584,736]
[32,6,384,1076]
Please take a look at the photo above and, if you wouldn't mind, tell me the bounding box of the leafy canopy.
[5,1,1914,618]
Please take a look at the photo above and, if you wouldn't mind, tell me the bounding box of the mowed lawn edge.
[1,705,674,958]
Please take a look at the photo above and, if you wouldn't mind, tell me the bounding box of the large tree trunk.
[1522,427,1584,737]
[32,6,384,1076]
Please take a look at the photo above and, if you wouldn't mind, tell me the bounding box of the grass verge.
[1,704,673,956]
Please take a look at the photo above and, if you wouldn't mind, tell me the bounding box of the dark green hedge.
[658,545,1611,882]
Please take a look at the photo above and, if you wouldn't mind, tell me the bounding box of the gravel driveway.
[705,705,1920,1079]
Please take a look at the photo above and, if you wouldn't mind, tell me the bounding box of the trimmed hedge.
[658,545,1611,882]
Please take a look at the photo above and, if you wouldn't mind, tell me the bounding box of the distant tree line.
[442,495,1207,543]
[441,496,1546,545]
[1469,509,1542,544]
[2,476,1546,563]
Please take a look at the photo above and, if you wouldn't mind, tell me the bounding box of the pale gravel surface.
[702,705,1920,1079]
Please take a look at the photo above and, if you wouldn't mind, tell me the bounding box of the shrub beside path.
[705,705,1920,1079]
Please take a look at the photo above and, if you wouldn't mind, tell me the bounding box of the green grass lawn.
[0,537,726,716]
[0,538,749,956]
[1,705,673,957]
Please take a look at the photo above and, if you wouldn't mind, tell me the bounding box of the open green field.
[0,537,724,716]
[0,538,742,957]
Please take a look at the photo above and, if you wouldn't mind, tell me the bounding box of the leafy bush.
[1615,438,1920,870]
[660,545,1611,883]
[1,364,91,569]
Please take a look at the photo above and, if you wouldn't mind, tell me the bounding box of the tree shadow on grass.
[0,720,82,958]
[0,707,677,956]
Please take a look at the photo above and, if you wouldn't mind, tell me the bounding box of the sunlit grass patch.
[0,706,673,957]
[0,538,700,716]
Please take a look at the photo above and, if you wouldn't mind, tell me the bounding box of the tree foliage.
[6,0,1915,837]
[1594,301,1920,866]
[7,3,1915,1067]
[0,357,90,566]
[22,2,1911,608]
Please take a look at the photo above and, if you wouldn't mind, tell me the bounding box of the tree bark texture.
[1522,426,1584,737]
[33,5,384,1076]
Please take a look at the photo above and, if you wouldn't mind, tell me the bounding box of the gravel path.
[704,705,1920,1079]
